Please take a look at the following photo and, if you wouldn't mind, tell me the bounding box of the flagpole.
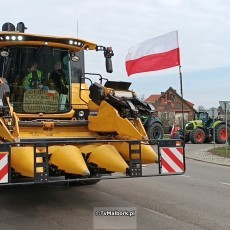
[179,65,185,141]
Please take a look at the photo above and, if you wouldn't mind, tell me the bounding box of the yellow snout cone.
[79,144,99,155]
[112,141,158,164]
[49,145,90,175]
[88,144,129,173]
[11,147,43,178]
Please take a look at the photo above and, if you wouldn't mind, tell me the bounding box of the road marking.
[220,182,230,186]
[181,175,190,178]
[144,207,173,219]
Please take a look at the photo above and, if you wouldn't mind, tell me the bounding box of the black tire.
[65,175,101,186]
[190,128,205,144]
[147,123,164,143]
[184,134,190,143]
[204,137,212,143]
[215,124,228,144]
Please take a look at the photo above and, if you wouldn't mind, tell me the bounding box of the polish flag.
[125,31,180,76]
[170,124,175,139]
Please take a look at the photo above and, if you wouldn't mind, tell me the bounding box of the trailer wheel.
[190,128,205,144]
[215,124,228,144]
[147,123,164,144]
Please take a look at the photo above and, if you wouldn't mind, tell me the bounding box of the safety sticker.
[0,152,8,183]
[160,147,184,173]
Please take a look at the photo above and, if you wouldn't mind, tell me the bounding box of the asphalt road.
[0,145,230,230]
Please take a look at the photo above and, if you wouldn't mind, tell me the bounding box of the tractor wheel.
[147,123,164,144]
[190,128,205,144]
[215,124,228,144]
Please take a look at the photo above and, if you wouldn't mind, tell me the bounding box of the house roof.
[145,94,161,102]
[145,86,196,112]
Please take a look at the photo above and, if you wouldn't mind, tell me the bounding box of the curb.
[185,156,230,167]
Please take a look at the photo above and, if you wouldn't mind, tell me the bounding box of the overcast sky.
[1,0,230,109]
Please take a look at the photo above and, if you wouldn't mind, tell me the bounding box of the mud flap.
[158,139,185,175]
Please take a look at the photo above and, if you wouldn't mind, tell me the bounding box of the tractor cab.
[196,111,219,128]
[196,112,208,123]
[196,111,212,127]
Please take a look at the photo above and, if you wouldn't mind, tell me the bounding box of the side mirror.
[106,58,113,73]
[103,47,114,73]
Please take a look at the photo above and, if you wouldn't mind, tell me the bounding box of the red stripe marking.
[0,164,8,181]
[162,158,175,173]
[0,154,7,160]
[126,48,180,76]
[177,147,183,155]
[162,148,184,171]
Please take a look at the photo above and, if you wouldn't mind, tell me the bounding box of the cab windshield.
[0,46,71,114]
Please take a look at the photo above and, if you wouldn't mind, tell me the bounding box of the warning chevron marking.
[0,153,8,183]
[161,147,184,174]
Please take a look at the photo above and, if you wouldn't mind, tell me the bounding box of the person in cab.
[23,62,42,90]
[49,61,68,94]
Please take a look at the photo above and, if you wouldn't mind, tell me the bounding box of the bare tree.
[138,94,145,101]
[197,105,206,112]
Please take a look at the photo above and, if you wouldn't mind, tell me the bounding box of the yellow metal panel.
[18,125,98,139]
[0,118,14,142]
[11,147,43,177]
[88,100,100,110]
[88,144,129,173]
[16,109,75,119]
[71,83,89,109]
[49,145,89,175]
[88,101,147,140]
[112,140,158,164]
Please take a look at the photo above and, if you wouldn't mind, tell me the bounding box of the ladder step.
[34,149,49,183]
[128,142,142,177]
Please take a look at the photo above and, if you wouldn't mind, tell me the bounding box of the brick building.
[145,87,196,132]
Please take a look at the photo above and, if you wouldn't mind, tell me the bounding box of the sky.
[1,0,230,110]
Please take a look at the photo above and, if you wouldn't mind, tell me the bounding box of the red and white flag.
[125,31,180,76]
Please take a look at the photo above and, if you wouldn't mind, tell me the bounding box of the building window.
[162,112,169,120]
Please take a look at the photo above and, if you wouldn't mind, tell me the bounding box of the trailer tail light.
[176,140,183,147]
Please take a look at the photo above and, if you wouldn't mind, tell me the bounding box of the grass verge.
[208,146,230,158]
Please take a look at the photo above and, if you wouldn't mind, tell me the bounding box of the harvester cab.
[0,22,185,186]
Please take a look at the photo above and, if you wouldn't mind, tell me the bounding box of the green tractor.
[140,103,164,143]
[176,111,229,144]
